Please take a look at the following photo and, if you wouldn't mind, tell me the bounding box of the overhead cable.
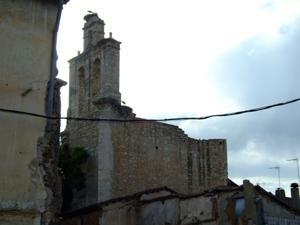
[0,97,299,122]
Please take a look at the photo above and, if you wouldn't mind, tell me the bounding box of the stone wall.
[109,121,227,198]
[85,101,227,204]
[67,101,227,208]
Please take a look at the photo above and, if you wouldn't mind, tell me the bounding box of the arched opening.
[78,67,86,113]
[92,58,101,98]
[78,67,85,77]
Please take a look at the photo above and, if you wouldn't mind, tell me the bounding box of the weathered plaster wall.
[261,194,300,221]
[62,185,300,225]
[0,212,41,225]
[180,196,217,224]
[0,1,62,224]
[61,189,237,225]
[137,198,180,225]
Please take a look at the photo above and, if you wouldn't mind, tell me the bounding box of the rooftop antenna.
[287,158,300,185]
[269,166,281,188]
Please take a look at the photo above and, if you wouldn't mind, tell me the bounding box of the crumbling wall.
[200,139,228,188]
[109,120,227,198]
[72,101,228,205]
[67,94,227,208]
[60,188,252,225]
[137,198,180,225]
[37,79,65,225]
[61,190,234,225]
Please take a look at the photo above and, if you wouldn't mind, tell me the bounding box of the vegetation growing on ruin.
[58,144,89,211]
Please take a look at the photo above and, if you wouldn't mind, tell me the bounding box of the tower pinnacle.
[83,13,105,51]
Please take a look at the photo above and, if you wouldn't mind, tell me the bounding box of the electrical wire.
[0,97,299,123]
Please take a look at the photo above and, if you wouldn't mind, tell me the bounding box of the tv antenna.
[287,158,300,184]
[269,166,281,188]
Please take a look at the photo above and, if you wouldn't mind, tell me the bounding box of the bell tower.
[66,14,122,208]
[68,13,121,120]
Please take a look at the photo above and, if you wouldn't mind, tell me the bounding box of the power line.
[0,97,299,123]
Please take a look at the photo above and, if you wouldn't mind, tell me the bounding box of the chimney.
[290,183,300,209]
[275,188,286,200]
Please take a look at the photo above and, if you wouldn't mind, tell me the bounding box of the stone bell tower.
[65,13,124,208]
[68,13,121,124]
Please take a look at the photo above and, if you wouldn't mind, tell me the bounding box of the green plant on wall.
[58,144,89,211]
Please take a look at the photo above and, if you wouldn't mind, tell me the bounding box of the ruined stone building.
[64,13,228,210]
[62,180,300,225]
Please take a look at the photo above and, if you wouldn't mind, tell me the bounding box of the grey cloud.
[177,18,300,185]
[211,36,300,106]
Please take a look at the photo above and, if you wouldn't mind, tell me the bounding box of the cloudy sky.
[57,0,300,195]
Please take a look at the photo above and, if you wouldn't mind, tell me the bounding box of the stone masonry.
[65,13,228,209]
